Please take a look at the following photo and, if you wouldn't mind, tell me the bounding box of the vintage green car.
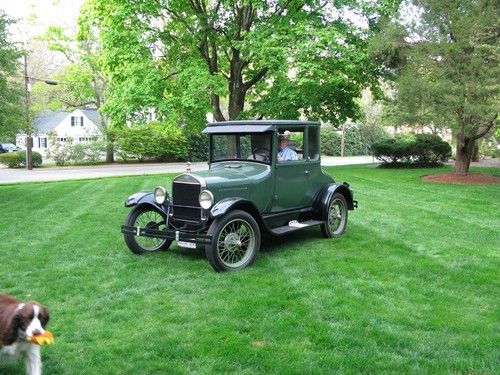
[121,120,357,271]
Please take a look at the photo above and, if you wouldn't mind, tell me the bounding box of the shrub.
[321,126,383,156]
[372,133,451,167]
[411,134,451,165]
[0,152,23,168]
[184,132,208,162]
[46,132,74,166]
[85,140,107,164]
[115,121,188,161]
[0,151,42,168]
[321,127,341,156]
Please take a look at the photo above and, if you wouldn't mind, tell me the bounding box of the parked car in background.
[121,120,358,272]
[0,143,19,153]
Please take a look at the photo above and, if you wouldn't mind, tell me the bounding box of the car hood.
[194,161,270,188]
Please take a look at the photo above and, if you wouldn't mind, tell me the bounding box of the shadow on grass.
[260,227,323,253]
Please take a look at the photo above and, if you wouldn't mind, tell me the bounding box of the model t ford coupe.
[121,120,357,272]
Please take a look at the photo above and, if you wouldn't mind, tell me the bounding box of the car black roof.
[202,120,320,134]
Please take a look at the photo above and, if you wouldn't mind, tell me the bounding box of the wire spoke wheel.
[124,206,172,254]
[217,219,255,268]
[134,209,167,251]
[205,210,261,272]
[321,193,348,238]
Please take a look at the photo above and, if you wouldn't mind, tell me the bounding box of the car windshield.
[211,133,272,164]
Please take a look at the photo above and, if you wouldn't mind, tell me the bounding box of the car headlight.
[199,190,214,210]
[154,186,168,204]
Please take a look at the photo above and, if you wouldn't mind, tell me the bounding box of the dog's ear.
[5,312,22,345]
[38,306,50,327]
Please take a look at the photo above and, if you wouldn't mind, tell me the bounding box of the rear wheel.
[321,193,348,238]
[205,210,261,272]
[124,205,172,254]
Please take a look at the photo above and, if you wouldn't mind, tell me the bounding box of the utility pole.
[23,53,33,170]
[340,121,346,158]
[23,52,58,170]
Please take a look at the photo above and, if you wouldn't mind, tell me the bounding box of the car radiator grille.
[172,180,202,221]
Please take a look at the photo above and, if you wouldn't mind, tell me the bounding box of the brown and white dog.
[0,293,50,375]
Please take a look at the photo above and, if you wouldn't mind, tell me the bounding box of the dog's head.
[14,302,50,339]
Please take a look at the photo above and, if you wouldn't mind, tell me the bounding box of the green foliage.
[0,11,23,140]
[184,132,208,162]
[45,131,74,166]
[0,151,42,168]
[87,1,400,127]
[321,128,341,156]
[0,152,22,168]
[321,126,383,156]
[372,133,451,166]
[375,0,499,174]
[115,121,188,161]
[70,140,107,164]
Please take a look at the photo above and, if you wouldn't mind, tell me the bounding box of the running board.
[269,219,323,236]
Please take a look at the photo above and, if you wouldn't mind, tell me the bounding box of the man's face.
[279,138,288,149]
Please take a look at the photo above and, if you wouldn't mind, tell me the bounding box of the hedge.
[0,150,42,168]
[372,134,451,166]
[115,121,188,161]
[320,127,371,156]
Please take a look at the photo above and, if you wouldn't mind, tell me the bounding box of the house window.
[38,137,48,148]
[71,116,84,127]
[57,137,67,142]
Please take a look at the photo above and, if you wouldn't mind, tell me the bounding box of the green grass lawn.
[1,165,498,374]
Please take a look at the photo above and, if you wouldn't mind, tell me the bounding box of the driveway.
[0,156,376,184]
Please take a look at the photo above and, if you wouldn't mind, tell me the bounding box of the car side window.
[308,127,319,160]
[277,130,304,162]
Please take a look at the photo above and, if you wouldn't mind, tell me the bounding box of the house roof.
[34,111,69,133]
[33,109,102,133]
[82,109,102,128]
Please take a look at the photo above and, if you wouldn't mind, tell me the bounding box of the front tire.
[205,210,261,272]
[321,193,348,238]
[124,205,172,254]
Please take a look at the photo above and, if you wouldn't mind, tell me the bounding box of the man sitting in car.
[277,131,298,161]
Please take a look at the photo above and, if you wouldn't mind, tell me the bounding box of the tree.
[373,0,499,175]
[37,12,112,161]
[0,11,23,141]
[86,0,399,129]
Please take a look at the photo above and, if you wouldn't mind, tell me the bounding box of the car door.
[272,128,311,211]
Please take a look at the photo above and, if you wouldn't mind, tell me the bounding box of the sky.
[0,0,83,41]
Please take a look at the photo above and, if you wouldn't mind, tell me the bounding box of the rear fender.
[314,184,355,220]
[124,191,170,216]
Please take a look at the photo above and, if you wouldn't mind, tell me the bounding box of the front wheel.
[205,210,261,272]
[124,205,172,254]
[321,193,348,238]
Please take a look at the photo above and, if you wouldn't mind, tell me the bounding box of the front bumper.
[121,225,212,244]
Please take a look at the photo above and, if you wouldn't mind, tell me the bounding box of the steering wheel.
[252,147,270,162]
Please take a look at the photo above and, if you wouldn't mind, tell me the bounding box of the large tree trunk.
[106,136,114,163]
[454,131,475,176]
[471,140,480,162]
[228,49,246,120]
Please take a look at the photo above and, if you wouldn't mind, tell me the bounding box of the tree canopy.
[0,11,23,141]
[373,0,499,175]
[86,0,399,131]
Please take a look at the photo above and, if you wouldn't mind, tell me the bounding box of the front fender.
[124,191,170,215]
[314,183,356,219]
[210,198,260,219]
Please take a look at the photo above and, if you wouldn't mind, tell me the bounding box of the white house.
[16,109,103,157]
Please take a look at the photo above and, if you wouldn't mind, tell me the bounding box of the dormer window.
[71,116,84,127]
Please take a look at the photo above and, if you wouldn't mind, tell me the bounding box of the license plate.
[177,241,196,249]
